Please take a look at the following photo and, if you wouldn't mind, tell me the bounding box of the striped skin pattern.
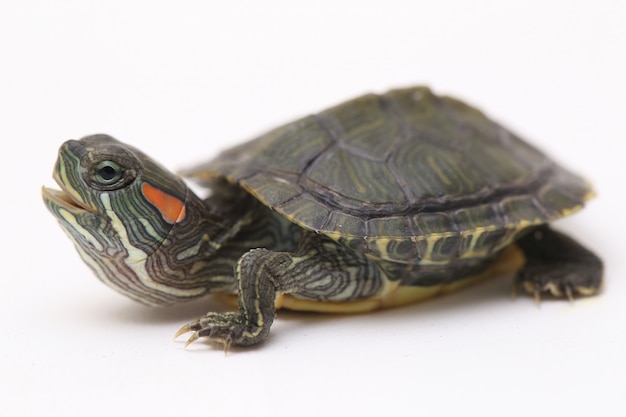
[43,87,599,349]
[44,136,255,305]
[184,233,387,346]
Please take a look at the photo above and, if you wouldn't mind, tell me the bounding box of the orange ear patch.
[141,182,186,224]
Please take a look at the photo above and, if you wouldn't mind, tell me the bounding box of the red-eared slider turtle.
[42,86,602,349]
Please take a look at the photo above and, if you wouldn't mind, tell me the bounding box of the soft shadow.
[106,294,234,326]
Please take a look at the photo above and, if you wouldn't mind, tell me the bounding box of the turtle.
[42,86,603,349]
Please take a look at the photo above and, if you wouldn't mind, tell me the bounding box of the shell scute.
[500,195,547,226]
[327,93,400,159]
[412,212,457,236]
[452,203,500,230]
[390,140,490,200]
[242,172,302,208]
[304,148,407,207]
[320,211,366,242]
[366,216,419,262]
[276,194,331,232]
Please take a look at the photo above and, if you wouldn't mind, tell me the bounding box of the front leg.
[177,234,383,349]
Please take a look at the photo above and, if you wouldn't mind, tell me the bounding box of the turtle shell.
[185,87,593,264]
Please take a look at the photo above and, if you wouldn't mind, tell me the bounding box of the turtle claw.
[174,323,201,349]
[174,323,194,340]
[175,312,245,352]
[515,262,600,305]
[533,288,542,307]
[183,332,200,348]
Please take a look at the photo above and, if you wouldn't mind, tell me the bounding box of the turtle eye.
[93,160,124,186]
[94,161,124,185]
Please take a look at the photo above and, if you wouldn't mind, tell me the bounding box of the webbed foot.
[515,263,601,304]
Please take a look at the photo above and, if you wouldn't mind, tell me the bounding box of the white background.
[2,1,625,416]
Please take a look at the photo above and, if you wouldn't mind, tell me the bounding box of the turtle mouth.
[42,151,99,215]
[41,186,92,214]
[42,167,95,215]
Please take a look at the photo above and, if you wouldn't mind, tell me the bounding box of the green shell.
[185,87,592,264]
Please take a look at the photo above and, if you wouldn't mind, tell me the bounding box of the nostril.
[61,139,83,156]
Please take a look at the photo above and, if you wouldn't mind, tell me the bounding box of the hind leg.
[515,225,603,302]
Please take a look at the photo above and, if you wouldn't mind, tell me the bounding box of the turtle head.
[42,134,233,305]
